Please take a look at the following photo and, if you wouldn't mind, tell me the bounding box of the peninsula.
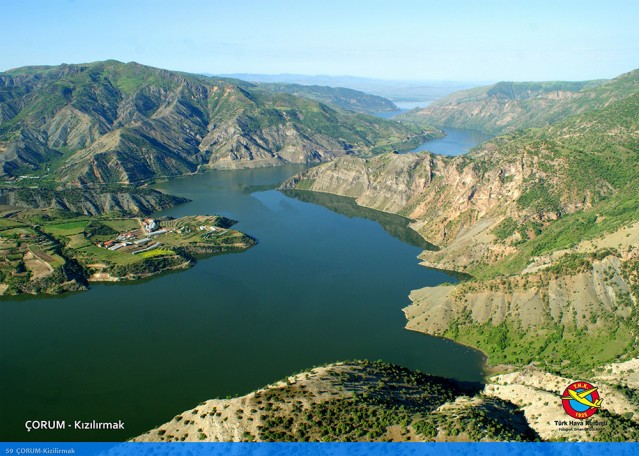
[0,203,255,295]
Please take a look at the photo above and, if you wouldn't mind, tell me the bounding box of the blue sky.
[2,0,638,82]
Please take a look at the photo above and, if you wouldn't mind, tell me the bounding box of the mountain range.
[215,73,478,103]
[402,70,639,134]
[0,61,433,186]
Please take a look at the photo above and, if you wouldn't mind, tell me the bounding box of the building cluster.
[94,217,225,255]
[97,219,170,254]
[142,218,156,232]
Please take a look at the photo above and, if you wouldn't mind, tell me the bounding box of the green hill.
[0,61,432,185]
[133,360,639,442]
[401,69,639,134]
[133,360,541,442]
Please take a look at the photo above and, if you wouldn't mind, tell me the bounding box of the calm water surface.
[1,132,487,441]
[410,127,493,156]
[374,105,493,155]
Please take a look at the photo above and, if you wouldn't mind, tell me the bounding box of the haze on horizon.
[2,0,638,83]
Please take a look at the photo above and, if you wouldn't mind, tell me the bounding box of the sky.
[2,0,638,82]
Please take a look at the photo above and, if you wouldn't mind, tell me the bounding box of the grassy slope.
[475,92,639,276]
[426,93,639,374]
[133,359,639,441]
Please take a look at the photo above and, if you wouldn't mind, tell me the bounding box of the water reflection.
[283,189,437,251]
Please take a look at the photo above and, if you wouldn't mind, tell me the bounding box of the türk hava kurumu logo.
[561,381,603,419]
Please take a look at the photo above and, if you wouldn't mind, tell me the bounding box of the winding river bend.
[0,130,489,441]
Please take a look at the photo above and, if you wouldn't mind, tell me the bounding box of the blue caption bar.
[1,443,639,456]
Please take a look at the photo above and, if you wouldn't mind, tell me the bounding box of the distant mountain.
[401,70,639,134]
[254,82,397,114]
[0,61,433,185]
[214,73,478,104]
[213,73,388,86]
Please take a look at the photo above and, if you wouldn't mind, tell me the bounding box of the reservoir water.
[410,128,492,156]
[1,130,487,442]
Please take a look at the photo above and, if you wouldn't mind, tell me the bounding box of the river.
[375,105,493,157]
[0,130,488,442]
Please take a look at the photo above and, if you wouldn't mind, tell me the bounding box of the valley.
[1,61,638,443]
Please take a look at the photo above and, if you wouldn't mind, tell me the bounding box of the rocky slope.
[0,61,433,185]
[406,234,639,372]
[401,70,638,134]
[282,81,639,374]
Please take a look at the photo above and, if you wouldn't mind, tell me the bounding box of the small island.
[0,211,255,296]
